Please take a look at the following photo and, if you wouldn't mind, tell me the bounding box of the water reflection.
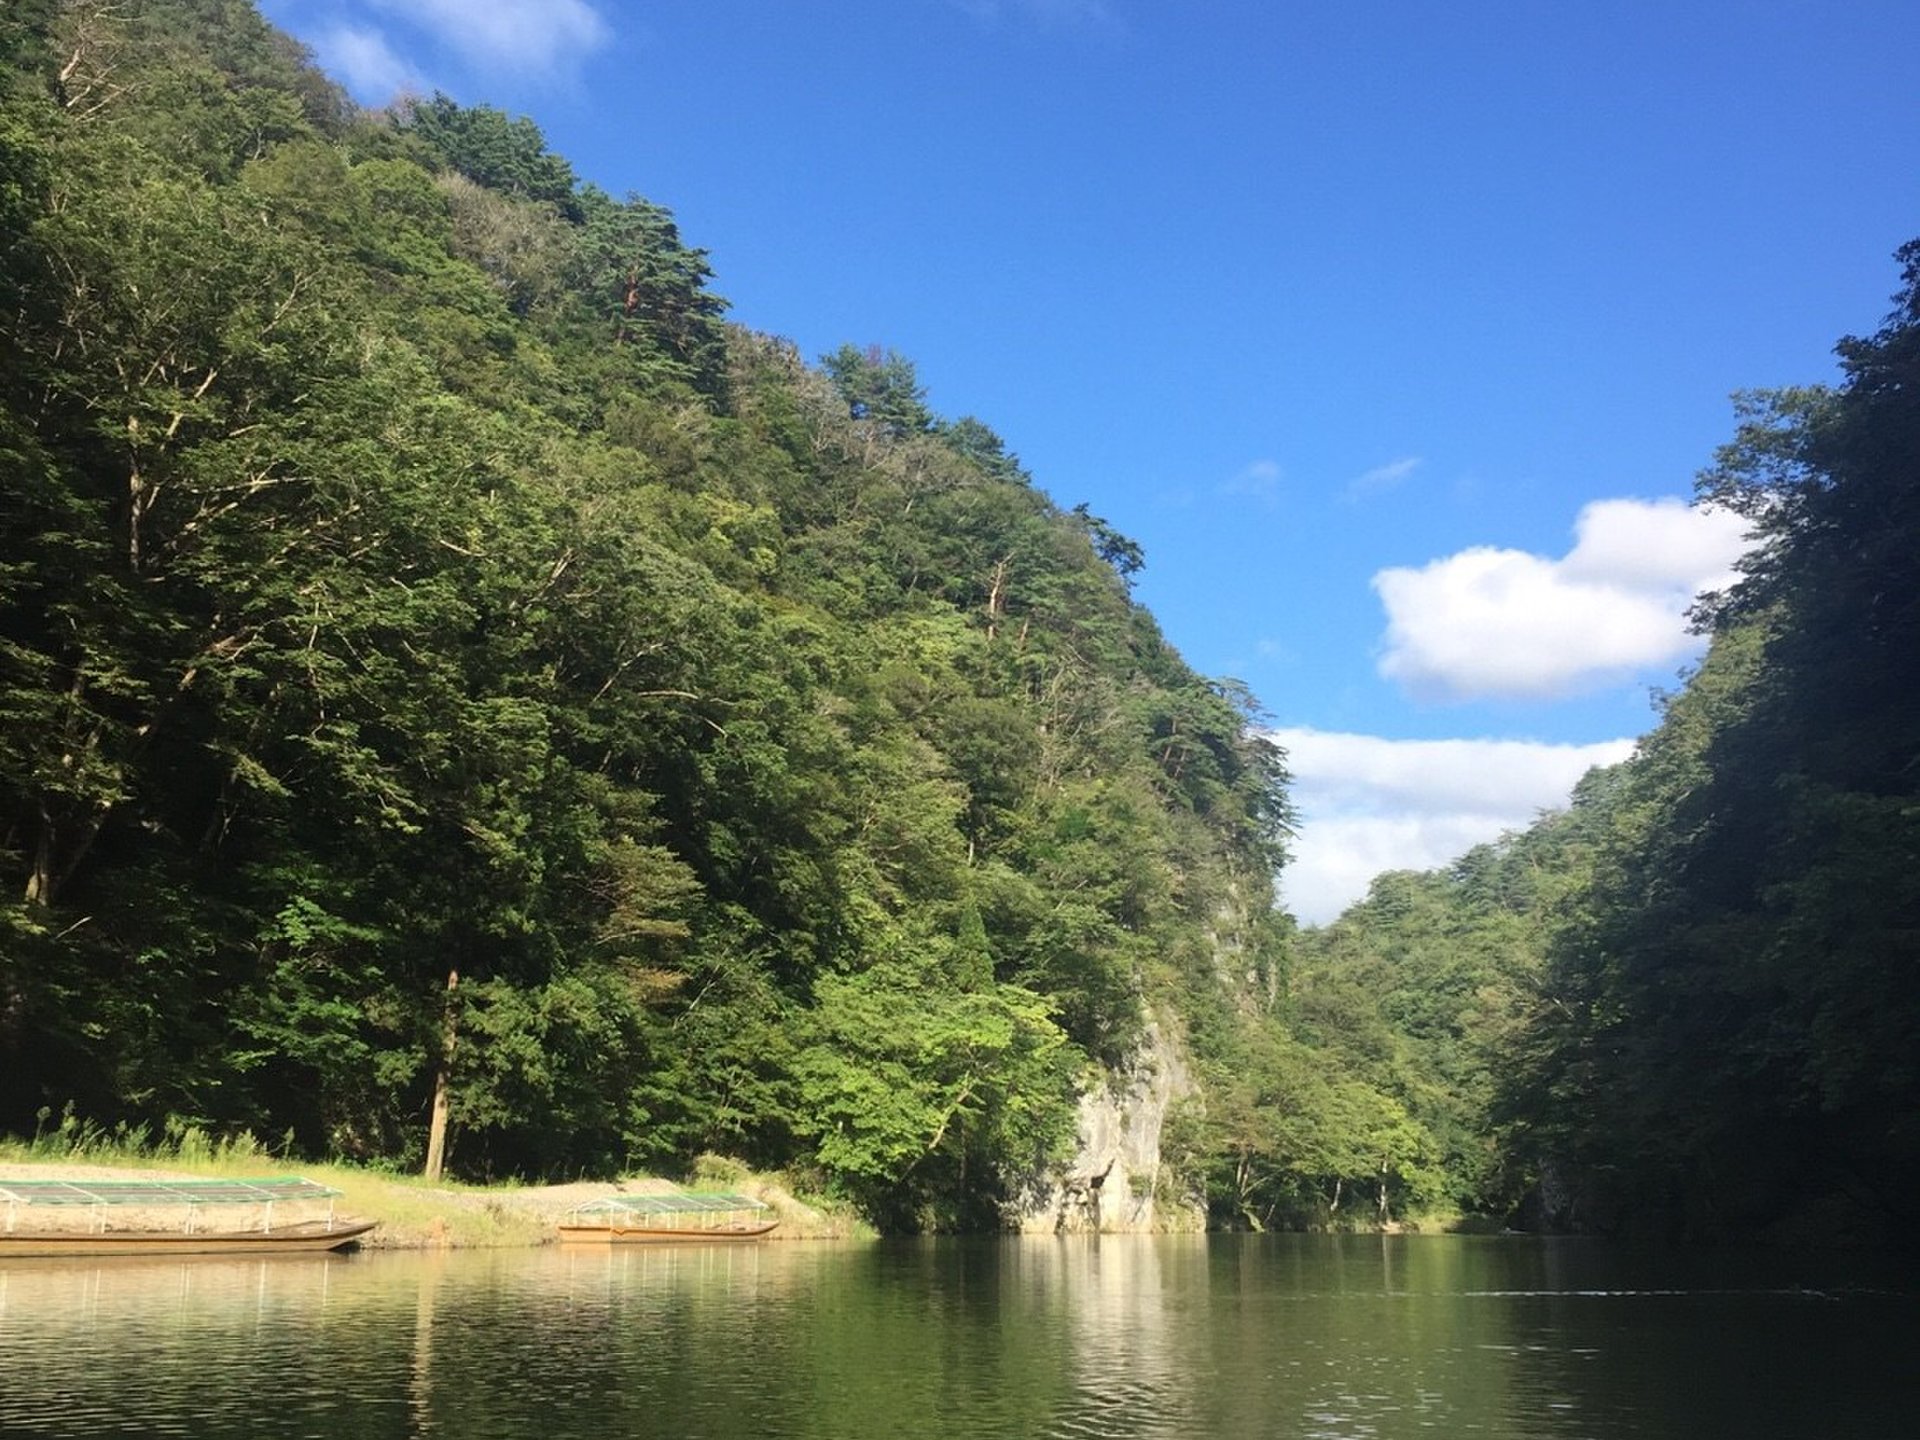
[1012,1234,1206,1437]
[0,1255,369,1437]
[0,1237,1912,1438]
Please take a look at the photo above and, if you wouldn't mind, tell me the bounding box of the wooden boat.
[0,1177,376,1258]
[557,1191,777,1244]
[0,1218,377,1258]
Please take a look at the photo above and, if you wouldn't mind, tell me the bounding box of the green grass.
[2,1109,867,1247]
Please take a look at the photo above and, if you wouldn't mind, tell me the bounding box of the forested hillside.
[1282,797,1613,1227]
[6,1,1912,1242]
[1299,247,1920,1243]
[0,0,1314,1226]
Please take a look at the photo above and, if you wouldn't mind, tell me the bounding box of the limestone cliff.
[1008,1016,1205,1233]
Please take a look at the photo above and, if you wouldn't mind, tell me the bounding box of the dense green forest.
[1297,245,1920,1243]
[3,1,1913,1240]
[0,0,1305,1226]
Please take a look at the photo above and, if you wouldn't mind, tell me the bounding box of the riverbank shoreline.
[0,1155,869,1249]
[0,1151,1503,1246]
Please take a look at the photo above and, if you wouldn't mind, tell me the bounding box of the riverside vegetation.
[0,1118,867,1246]
[2,0,1914,1242]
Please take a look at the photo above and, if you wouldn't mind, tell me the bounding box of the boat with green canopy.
[0,1176,376,1257]
[558,1192,777,1244]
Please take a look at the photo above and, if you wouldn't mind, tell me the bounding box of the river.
[0,1234,1913,1437]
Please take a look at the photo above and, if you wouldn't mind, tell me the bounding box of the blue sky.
[263,0,1919,921]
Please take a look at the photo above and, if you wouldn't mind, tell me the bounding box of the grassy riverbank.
[0,1127,870,1248]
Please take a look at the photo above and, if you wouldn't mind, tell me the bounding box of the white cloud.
[1559,497,1748,593]
[1222,458,1282,503]
[1347,455,1421,498]
[1373,498,1752,700]
[370,0,611,77]
[1270,727,1637,925]
[312,23,425,103]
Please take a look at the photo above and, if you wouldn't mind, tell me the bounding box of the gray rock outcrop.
[1008,1016,1205,1233]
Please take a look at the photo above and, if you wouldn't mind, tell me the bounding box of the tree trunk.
[24,810,56,908]
[422,966,460,1182]
[985,556,1009,640]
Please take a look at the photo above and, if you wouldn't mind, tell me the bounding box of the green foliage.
[1069,503,1144,587]
[1260,245,1920,1244]
[0,2,57,81]
[568,185,729,396]
[399,94,581,215]
[1491,245,1920,1240]
[822,344,934,437]
[1282,800,1610,1224]
[0,0,1295,1231]
[793,961,1076,1225]
[1170,1008,1447,1230]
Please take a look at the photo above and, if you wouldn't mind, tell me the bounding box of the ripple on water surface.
[1,1237,1915,1439]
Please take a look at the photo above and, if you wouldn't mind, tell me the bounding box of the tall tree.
[1501,242,1920,1239]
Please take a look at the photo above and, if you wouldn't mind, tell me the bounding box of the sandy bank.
[0,1159,864,1249]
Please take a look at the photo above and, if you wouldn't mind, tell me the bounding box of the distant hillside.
[1297,247,1920,1241]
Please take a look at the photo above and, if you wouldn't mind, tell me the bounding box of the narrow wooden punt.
[557,1191,776,1244]
[556,1218,778,1244]
[0,1177,376,1259]
[0,1218,377,1258]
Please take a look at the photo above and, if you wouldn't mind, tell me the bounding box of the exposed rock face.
[1008,1016,1205,1233]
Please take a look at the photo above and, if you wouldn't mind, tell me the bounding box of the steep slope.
[1295,246,1920,1242]
[0,0,1291,1228]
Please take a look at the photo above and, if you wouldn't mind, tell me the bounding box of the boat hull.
[0,1219,376,1258]
[556,1219,778,1244]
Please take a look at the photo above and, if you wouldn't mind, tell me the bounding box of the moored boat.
[0,1177,376,1258]
[557,1191,777,1243]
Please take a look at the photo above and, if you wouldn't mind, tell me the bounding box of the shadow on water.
[0,1236,1914,1438]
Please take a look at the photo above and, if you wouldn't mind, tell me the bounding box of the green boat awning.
[568,1191,767,1217]
[0,1176,341,1208]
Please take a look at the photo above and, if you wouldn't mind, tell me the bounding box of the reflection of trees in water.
[2,1241,1910,1438]
[407,1251,447,1433]
[0,1255,366,1435]
[1049,1235,1209,1435]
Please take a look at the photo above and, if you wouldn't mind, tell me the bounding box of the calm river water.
[1,1234,1914,1438]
